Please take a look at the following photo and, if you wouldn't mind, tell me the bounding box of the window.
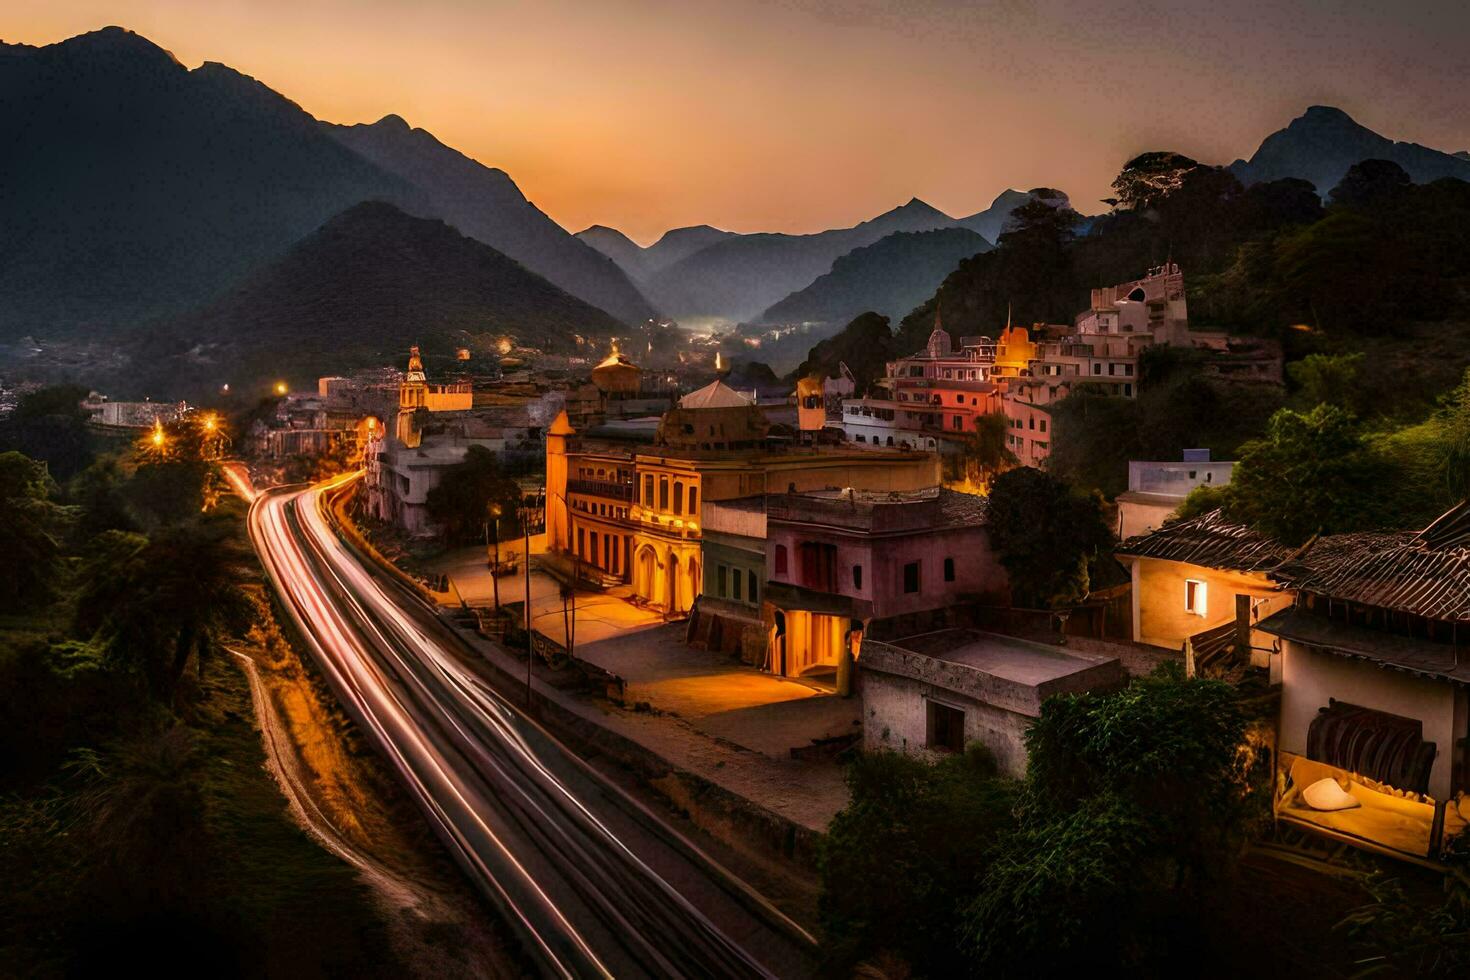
[748,570,758,604]
[643,474,653,506]
[903,561,920,593]
[717,566,728,597]
[952,416,962,430]
[1039,419,1047,433]
[688,486,698,515]
[576,527,585,557]
[1185,579,1208,616]
[732,570,743,601]
[852,565,863,590]
[944,557,955,582]
[927,700,965,753]
[775,545,788,576]
[1092,362,1102,375]
[659,476,669,511]
[673,481,683,515]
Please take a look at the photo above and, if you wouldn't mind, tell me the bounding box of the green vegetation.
[791,310,896,393]
[0,386,397,975]
[424,444,525,545]
[820,670,1267,976]
[984,467,1114,607]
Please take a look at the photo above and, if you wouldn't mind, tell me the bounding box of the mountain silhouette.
[128,202,624,399]
[0,27,416,338]
[1231,105,1470,194]
[642,198,960,322]
[326,115,654,323]
[758,227,993,325]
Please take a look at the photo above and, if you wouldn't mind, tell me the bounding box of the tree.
[1111,152,1202,212]
[1221,404,1387,544]
[1438,368,1470,502]
[424,445,524,544]
[1329,158,1411,209]
[819,748,1016,976]
[1286,351,1365,412]
[0,384,94,480]
[943,412,1016,488]
[964,671,1262,974]
[76,523,255,707]
[0,452,69,610]
[985,468,1114,608]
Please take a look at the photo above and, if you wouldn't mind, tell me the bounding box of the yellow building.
[1115,509,1294,657]
[546,398,941,616]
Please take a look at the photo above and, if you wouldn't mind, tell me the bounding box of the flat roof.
[893,629,1115,686]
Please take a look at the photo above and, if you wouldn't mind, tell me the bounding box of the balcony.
[568,479,634,501]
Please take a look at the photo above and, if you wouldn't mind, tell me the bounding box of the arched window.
[673,481,684,515]
[688,485,698,515]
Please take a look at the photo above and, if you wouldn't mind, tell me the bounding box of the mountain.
[575,225,652,281]
[1230,105,1470,194]
[0,27,419,338]
[575,222,738,282]
[326,116,654,324]
[758,227,993,325]
[643,198,959,323]
[129,202,624,399]
[956,189,1033,243]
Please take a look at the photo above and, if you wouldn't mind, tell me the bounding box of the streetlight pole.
[517,490,543,711]
[487,503,502,614]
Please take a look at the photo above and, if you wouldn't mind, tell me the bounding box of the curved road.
[248,474,817,979]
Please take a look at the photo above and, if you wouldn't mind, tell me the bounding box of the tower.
[396,345,427,446]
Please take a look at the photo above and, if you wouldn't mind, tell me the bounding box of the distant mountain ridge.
[326,115,654,324]
[758,227,993,326]
[0,26,651,341]
[129,201,623,400]
[1230,105,1470,193]
[640,198,963,322]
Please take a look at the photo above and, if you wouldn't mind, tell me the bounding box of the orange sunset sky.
[5,0,1468,244]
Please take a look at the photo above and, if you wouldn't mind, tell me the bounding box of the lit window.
[1185,579,1208,616]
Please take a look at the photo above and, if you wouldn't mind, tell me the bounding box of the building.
[1114,509,1295,661]
[364,348,513,535]
[762,487,1008,683]
[82,393,190,430]
[564,348,677,430]
[1260,507,1470,862]
[545,381,943,619]
[690,496,769,661]
[1115,504,1470,863]
[860,629,1126,775]
[1115,450,1235,539]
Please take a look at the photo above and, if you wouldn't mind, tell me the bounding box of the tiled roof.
[1272,528,1470,622]
[1115,509,1294,572]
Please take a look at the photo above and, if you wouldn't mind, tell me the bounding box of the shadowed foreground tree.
[424,445,524,544]
[984,467,1114,607]
[964,670,1263,974]
[0,451,69,611]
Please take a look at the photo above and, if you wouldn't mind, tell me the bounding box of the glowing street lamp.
[274,381,288,396]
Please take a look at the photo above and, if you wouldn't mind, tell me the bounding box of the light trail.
[248,474,815,979]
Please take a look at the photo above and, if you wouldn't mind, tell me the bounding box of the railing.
[567,479,634,500]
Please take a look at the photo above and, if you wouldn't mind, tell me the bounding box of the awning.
[763,580,856,618]
[1256,606,1470,684]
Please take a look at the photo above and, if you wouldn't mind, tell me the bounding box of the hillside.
[575,225,653,281]
[0,27,418,338]
[758,227,992,325]
[644,198,959,322]
[127,202,624,399]
[1231,105,1470,193]
[327,116,654,324]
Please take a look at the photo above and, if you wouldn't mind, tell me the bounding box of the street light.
[274,381,288,396]
[486,502,502,614]
[516,489,546,710]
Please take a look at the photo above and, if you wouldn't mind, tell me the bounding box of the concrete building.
[82,393,190,430]
[545,383,943,620]
[860,629,1126,775]
[1260,505,1470,863]
[1115,450,1235,539]
[762,488,1008,682]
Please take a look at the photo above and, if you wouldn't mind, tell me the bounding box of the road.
[248,473,817,979]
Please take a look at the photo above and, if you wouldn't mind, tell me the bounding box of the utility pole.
[524,505,533,709]
[488,502,502,614]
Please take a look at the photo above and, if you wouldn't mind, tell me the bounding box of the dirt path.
[230,641,522,978]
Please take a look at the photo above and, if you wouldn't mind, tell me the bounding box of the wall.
[861,670,1034,776]
[1128,557,1286,650]
[1117,497,1177,540]
[1279,642,1461,799]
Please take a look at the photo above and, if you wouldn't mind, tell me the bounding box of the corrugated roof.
[1257,606,1470,683]
[1272,528,1470,623]
[1115,509,1294,572]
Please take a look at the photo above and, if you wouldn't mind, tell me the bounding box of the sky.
[5,0,1468,244]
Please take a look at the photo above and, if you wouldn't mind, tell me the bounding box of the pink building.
[761,487,1008,685]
